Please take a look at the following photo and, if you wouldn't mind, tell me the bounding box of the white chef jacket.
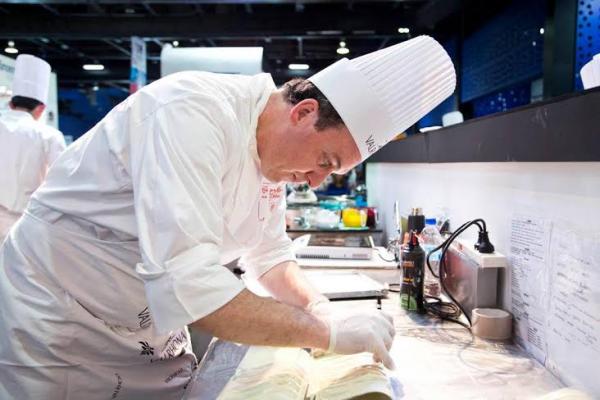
[0,71,296,399]
[29,71,296,334]
[0,109,66,237]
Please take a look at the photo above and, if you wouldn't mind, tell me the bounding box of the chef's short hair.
[10,96,43,112]
[282,78,344,131]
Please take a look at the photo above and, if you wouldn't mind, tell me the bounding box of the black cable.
[388,282,401,293]
[424,296,471,330]
[376,248,396,262]
[426,218,475,278]
[424,219,487,328]
[435,221,479,326]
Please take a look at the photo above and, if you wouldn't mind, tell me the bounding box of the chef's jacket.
[0,109,65,214]
[30,71,296,334]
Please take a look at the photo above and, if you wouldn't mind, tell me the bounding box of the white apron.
[0,209,196,400]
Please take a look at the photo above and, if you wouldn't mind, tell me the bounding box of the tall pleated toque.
[310,35,456,161]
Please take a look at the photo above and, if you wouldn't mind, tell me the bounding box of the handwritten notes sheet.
[509,215,552,363]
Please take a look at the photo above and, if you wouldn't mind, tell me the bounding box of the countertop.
[183,268,564,399]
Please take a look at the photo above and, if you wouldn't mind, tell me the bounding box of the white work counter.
[183,267,564,399]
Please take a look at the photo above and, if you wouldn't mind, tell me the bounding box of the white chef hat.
[309,35,456,161]
[12,54,51,104]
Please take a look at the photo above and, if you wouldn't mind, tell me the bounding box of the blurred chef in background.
[0,54,66,243]
[0,36,454,399]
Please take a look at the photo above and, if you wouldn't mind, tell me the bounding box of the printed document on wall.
[509,215,552,363]
[546,228,600,395]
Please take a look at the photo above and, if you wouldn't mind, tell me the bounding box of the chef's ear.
[290,98,319,126]
[32,104,46,121]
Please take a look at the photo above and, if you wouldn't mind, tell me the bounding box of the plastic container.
[342,208,367,228]
[420,218,442,297]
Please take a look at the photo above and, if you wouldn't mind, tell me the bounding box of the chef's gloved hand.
[306,297,396,369]
[325,309,396,370]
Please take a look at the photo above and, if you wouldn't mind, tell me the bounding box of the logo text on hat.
[365,134,381,154]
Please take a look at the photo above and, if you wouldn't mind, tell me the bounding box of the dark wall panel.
[461,0,546,102]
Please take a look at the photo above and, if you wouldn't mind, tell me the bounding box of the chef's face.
[259,99,361,188]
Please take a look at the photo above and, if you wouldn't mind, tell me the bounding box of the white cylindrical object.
[471,308,512,340]
[442,110,463,127]
[580,54,600,89]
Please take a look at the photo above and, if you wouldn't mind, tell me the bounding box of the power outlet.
[451,238,507,269]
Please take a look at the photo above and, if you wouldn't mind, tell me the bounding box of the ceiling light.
[125,7,135,14]
[288,63,310,70]
[83,63,105,71]
[337,41,349,55]
[398,27,410,34]
[40,37,50,43]
[318,30,343,35]
[172,40,179,47]
[61,43,69,50]
[5,40,17,54]
[539,27,544,35]
[92,85,99,91]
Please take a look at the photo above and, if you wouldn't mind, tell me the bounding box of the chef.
[0,54,66,242]
[0,36,455,399]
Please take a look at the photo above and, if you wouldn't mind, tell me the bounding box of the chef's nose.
[307,170,329,188]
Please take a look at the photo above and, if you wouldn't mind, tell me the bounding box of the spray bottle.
[400,230,426,313]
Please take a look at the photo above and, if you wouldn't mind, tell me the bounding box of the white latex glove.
[306,297,332,315]
[326,310,396,370]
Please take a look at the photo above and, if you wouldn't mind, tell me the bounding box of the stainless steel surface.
[287,229,385,247]
[444,245,500,317]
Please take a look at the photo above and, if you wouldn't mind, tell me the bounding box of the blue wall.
[419,0,547,123]
[472,81,531,118]
[461,0,545,110]
[58,88,128,141]
[575,0,600,90]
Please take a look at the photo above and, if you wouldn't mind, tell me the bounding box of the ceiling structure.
[0,0,504,92]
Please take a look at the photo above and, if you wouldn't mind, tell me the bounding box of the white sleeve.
[130,97,245,334]
[240,183,296,280]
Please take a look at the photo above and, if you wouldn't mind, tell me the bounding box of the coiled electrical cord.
[424,218,490,330]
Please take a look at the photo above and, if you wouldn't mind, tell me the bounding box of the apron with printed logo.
[0,208,196,400]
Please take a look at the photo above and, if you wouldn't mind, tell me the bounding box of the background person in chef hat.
[0,37,453,399]
[0,54,66,242]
